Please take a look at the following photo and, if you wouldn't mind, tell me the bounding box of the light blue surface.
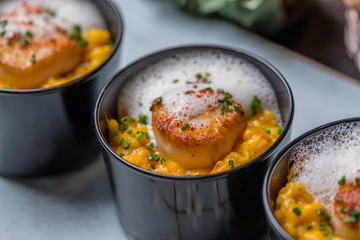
[1,0,360,239]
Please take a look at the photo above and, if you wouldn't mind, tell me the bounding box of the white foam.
[0,0,106,31]
[290,122,360,212]
[117,50,282,128]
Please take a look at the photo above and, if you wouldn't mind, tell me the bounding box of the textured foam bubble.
[118,50,282,129]
[290,122,360,212]
[0,0,106,30]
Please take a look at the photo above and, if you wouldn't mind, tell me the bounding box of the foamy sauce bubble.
[117,50,282,140]
[290,122,360,212]
[0,0,106,30]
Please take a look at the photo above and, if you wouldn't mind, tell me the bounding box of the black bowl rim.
[95,44,295,181]
[262,117,360,240]
[0,0,123,95]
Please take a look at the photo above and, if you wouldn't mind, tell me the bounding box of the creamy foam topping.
[290,122,360,212]
[0,0,105,39]
[118,50,281,122]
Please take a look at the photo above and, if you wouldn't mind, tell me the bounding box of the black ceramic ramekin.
[0,0,123,176]
[263,117,360,240]
[95,45,294,240]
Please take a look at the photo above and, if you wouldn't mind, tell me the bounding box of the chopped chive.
[149,104,154,111]
[293,207,302,217]
[147,142,155,150]
[319,226,327,232]
[147,154,161,162]
[172,79,179,83]
[264,128,271,134]
[120,116,135,124]
[150,164,156,170]
[306,225,312,230]
[160,158,166,164]
[327,230,335,239]
[185,81,195,84]
[109,131,118,139]
[69,24,82,40]
[224,92,233,100]
[204,87,213,92]
[138,102,143,107]
[119,153,125,157]
[123,142,130,149]
[30,54,36,64]
[107,41,114,46]
[4,83,12,89]
[7,38,12,46]
[319,222,327,227]
[217,99,225,103]
[317,209,326,216]
[343,216,356,224]
[217,88,225,94]
[278,127,283,134]
[79,39,88,47]
[335,196,343,202]
[145,132,149,139]
[0,20,8,28]
[356,177,360,186]
[181,123,190,131]
[195,73,202,80]
[119,124,127,132]
[251,96,261,115]
[138,114,148,124]
[25,31,33,38]
[136,131,143,140]
[325,215,331,221]
[220,106,224,115]
[155,97,162,104]
[118,137,125,145]
[228,160,235,169]
[338,176,346,186]
[234,105,244,115]
[127,129,133,134]
[341,206,346,213]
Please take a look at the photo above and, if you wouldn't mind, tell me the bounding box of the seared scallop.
[332,180,360,240]
[151,87,246,169]
[0,2,82,89]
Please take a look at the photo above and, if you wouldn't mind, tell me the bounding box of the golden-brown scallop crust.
[332,181,360,240]
[152,102,245,169]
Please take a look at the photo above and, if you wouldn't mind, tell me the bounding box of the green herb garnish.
[278,127,283,134]
[335,196,343,202]
[228,160,235,169]
[160,158,166,164]
[127,129,133,134]
[25,31,33,38]
[119,124,127,132]
[121,116,135,124]
[147,142,155,150]
[138,114,148,124]
[293,207,302,217]
[343,216,356,224]
[4,83,12,89]
[118,137,125,145]
[181,123,190,131]
[123,142,131,149]
[338,176,346,186]
[136,131,143,140]
[30,54,36,64]
[356,177,360,186]
[172,79,179,83]
[264,128,271,134]
[251,96,261,115]
[109,131,118,139]
[151,164,156,170]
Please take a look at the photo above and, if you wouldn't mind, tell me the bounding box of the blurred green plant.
[173,0,295,34]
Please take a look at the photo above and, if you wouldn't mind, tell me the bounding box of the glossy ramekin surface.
[95,45,294,239]
[0,0,123,176]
